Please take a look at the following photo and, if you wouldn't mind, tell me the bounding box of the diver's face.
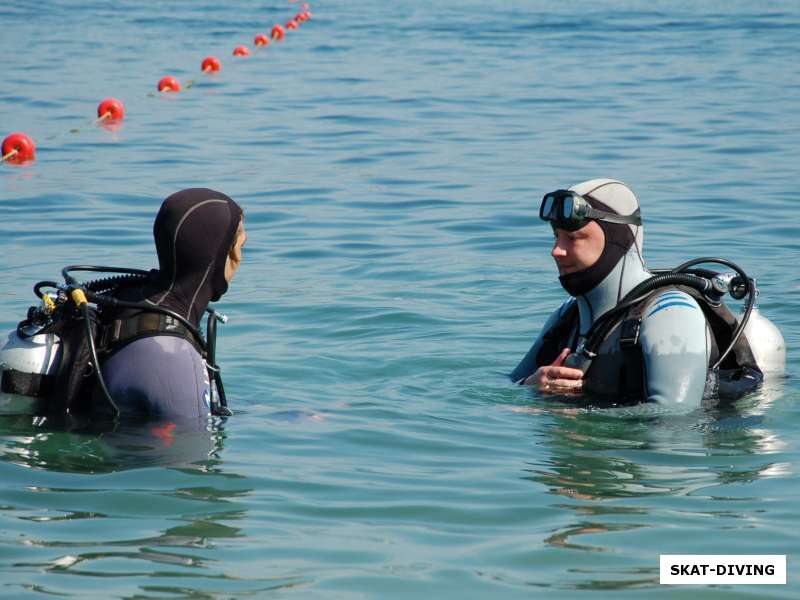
[224,220,247,283]
[550,220,604,275]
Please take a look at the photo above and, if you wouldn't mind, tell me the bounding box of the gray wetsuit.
[101,336,211,419]
[511,246,712,408]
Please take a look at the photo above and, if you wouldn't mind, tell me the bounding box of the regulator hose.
[206,310,232,416]
[66,288,120,418]
[80,303,119,417]
[62,265,151,285]
[84,274,151,294]
[670,257,755,371]
[33,280,60,299]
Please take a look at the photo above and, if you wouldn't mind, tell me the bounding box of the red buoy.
[233,45,250,57]
[286,20,299,30]
[271,24,285,41]
[1,132,36,164]
[202,56,221,72]
[97,97,125,121]
[295,12,307,22]
[301,2,310,9]
[254,33,269,47]
[158,76,181,92]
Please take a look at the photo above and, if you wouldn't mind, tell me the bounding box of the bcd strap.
[99,311,203,357]
[1,368,54,397]
[619,313,642,347]
[617,302,646,401]
[535,301,580,367]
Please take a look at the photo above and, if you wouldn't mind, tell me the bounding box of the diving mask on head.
[540,189,642,231]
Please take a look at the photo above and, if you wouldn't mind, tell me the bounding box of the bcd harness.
[534,285,763,403]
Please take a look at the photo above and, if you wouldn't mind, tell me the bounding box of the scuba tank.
[741,306,786,377]
[0,265,232,417]
[0,330,60,379]
[1,291,62,397]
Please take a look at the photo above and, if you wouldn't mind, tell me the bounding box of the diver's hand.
[522,348,584,392]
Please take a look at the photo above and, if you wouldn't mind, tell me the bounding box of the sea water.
[1,0,798,597]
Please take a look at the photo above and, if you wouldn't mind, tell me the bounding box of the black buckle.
[619,317,641,347]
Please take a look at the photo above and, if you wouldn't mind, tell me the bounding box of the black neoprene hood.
[151,188,243,325]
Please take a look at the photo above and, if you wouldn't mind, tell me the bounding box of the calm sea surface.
[1,0,799,597]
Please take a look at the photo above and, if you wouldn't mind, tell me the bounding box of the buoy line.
[2,2,313,166]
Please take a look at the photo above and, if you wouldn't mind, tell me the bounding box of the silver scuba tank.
[0,291,63,397]
[0,327,62,397]
[741,307,785,378]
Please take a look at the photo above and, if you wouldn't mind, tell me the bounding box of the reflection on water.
[515,381,789,590]
[0,409,223,473]
[0,410,310,596]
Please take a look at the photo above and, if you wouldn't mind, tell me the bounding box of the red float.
[158,76,181,92]
[254,33,269,47]
[233,45,250,57]
[271,24,285,41]
[97,97,125,121]
[301,2,310,9]
[1,132,36,164]
[202,56,221,72]
[286,20,299,30]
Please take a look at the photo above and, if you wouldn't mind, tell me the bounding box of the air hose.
[69,287,120,418]
[206,309,232,416]
[670,257,755,370]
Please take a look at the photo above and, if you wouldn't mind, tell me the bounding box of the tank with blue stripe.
[646,290,699,318]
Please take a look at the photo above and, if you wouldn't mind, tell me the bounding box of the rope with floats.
[2,2,314,166]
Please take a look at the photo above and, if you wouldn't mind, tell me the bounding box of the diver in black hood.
[147,188,244,326]
[94,188,246,419]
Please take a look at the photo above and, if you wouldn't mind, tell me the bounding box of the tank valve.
[710,272,751,301]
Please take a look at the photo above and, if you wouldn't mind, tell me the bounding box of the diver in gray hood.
[510,179,773,408]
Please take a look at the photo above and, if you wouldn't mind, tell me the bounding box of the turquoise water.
[2,0,799,596]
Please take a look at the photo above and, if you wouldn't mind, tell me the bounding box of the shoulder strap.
[616,298,648,400]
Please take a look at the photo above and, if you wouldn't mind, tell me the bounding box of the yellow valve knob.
[70,288,88,307]
[42,293,56,312]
